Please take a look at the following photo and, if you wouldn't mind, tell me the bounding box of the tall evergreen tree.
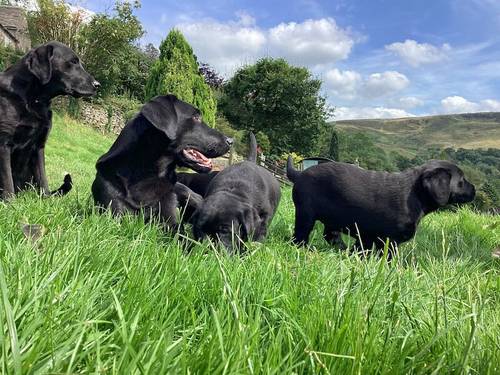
[145,29,216,126]
[328,130,339,161]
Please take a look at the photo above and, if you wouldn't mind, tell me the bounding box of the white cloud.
[363,71,410,98]
[440,96,500,113]
[398,96,424,109]
[176,15,357,76]
[334,106,415,120]
[324,68,361,99]
[177,14,266,76]
[268,18,354,66]
[386,39,451,67]
[325,69,409,100]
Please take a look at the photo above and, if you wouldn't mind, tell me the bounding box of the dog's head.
[193,196,259,251]
[26,41,99,97]
[141,95,233,172]
[420,160,476,208]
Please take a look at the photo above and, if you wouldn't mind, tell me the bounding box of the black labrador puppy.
[176,171,219,197]
[0,41,99,199]
[193,133,281,251]
[92,95,232,230]
[287,157,475,252]
[177,132,260,197]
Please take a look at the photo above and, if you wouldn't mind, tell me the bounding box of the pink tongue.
[185,149,212,167]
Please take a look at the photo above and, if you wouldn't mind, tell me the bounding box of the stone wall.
[54,97,126,134]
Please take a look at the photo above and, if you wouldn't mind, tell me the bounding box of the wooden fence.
[258,159,291,186]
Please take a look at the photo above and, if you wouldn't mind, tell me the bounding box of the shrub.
[145,29,217,126]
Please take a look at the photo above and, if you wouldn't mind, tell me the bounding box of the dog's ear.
[240,207,259,241]
[141,95,179,139]
[26,44,54,85]
[422,167,452,206]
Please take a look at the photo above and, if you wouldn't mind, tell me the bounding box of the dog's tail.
[50,174,73,196]
[247,132,258,162]
[286,156,301,183]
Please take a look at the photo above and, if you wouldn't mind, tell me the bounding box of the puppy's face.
[27,42,99,97]
[421,160,476,207]
[193,198,258,251]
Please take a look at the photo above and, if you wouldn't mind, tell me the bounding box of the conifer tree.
[145,29,216,126]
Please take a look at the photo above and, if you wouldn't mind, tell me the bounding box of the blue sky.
[78,0,500,120]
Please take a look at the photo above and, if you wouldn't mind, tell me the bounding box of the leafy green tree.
[481,181,500,207]
[145,29,217,126]
[0,45,24,70]
[337,131,396,171]
[219,57,331,157]
[78,1,144,96]
[27,0,85,51]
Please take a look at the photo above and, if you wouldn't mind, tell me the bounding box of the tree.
[199,62,224,89]
[328,129,339,161]
[0,45,24,70]
[78,1,144,96]
[219,58,331,157]
[145,29,217,126]
[27,0,86,51]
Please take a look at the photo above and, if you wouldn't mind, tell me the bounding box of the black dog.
[177,133,259,198]
[193,133,281,251]
[92,95,232,229]
[287,157,475,252]
[0,41,99,199]
[176,171,219,197]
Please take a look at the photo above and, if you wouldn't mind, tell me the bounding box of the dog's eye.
[71,58,79,65]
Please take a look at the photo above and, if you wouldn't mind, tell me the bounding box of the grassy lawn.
[1,114,499,374]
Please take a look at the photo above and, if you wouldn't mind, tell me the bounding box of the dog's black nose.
[92,80,101,89]
[226,137,234,146]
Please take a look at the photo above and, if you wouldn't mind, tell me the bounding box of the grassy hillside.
[335,112,500,155]
[0,114,499,373]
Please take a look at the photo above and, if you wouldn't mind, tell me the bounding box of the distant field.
[335,112,500,155]
[0,114,499,373]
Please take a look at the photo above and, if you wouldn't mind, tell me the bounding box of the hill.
[335,112,500,156]
[0,114,499,373]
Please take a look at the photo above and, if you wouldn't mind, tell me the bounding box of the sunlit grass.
[0,114,499,373]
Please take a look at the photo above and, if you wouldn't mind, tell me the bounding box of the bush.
[145,29,217,126]
[0,45,24,71]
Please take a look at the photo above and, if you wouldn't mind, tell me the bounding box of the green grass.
[1,114,499,374]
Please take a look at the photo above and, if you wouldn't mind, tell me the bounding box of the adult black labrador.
[287,157,475,253]
[92,94,232,230]
[0,41,99,199]
[193,133,281,252]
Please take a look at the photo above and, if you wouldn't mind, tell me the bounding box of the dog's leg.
[32,148,50,195]
[0,146,15,199]
[292,208,315,246]
[323,226,344,248]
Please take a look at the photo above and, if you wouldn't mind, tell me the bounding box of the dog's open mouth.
[183,148,212,170]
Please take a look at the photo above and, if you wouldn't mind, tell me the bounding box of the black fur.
[0,41,99,199]
[176,133,255,197]
[287,157,476,253]
[176,171,219,197]
[193,133,281,252]
[91,95,232,230]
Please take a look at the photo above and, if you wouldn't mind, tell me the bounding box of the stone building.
[0,5,30,51]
